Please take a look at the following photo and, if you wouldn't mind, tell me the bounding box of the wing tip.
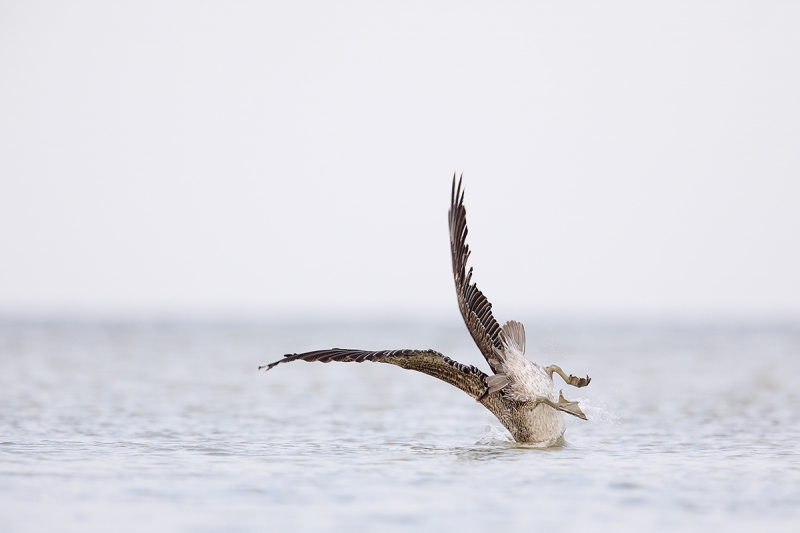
[451,173,465,211]
[259,352,299,371]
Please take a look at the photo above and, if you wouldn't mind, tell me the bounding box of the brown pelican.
[260,175,591,444]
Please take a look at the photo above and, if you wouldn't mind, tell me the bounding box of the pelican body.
[261,176,591,444]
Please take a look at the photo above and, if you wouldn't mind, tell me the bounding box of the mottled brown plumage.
[260,348,490,400]
[449,176,505,374]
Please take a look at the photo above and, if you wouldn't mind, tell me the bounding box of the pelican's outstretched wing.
[260,348,491,400]
[449,175,506,374]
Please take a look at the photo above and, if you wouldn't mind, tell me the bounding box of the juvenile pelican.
[260,175,591,444]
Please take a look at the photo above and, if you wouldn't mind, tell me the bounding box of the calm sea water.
[1,319,799,532]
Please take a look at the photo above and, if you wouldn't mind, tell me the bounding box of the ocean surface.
[1,318,799,532]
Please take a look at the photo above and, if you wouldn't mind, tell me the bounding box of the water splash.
[475,425,564,448]
[576,398,620,424]
[475,424,514,445]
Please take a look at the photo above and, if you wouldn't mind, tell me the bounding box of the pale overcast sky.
[1,1,798,320]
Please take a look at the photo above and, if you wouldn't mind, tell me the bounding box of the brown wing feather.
[449,175,505,373]
[260,348,489,400]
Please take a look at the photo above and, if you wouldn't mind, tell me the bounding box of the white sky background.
[1,1,798,321]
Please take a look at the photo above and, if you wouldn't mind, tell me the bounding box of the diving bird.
[260,175,591,444]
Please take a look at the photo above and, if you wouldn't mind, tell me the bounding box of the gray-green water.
[1,320,799,532]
